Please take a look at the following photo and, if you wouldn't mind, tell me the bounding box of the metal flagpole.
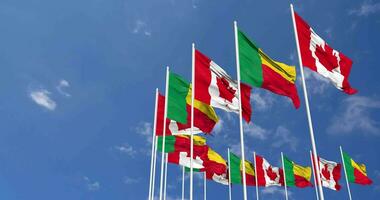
[253,152,259,200]
[340,146,353,200]
[281,152,289,200]
[148,89,159,200]
[204,172,207,200]
[190,43,195,200]
[151,135,158,200]
[163,154,168,200]
[182,166,185,200]
[228,148,232,200]
[159,67,170,200]
[290,4,325,200]
[233,20,248,200]
[310,151,320,200]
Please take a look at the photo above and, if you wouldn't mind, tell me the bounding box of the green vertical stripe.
[283,156,295,186]
[237,29,264,88]
[342,151,355,182]
[167,72,190,124]
[157,136,176,153]
[229,152,242,184]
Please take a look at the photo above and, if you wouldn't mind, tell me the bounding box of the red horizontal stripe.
[354,168,373,185]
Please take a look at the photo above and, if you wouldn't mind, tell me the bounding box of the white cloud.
[244,122,269,140]
[114,143,137,157]
[251,92,275,111]
[328,96,380,135]
[124,176,141,184]
[261,187,292,198]
[83,176,100,191]
[349,1,380,16]
[302,68,330,95]
[29,89,57,111]
[56,79,71,97]
[136,122,153,143]
[132,20,151,36]
[271,126,298,151]
[213,119,224,135]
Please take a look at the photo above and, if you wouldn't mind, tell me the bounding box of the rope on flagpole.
[281,152,289,200]
[290,4,325,200]
[163,154,168,200]
[253,152,259,200]
[310,151,320,200]
[148,89,159,200]
[228,148,232,200]
[190,43,195,200]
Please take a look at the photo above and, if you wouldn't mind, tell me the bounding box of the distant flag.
[237,29,301,108]
[317,157,342,191]
[294,12,357,94]
[194,49,252,122]
[255,154,284,187]
[342,151,372,185]
[157,135,208,169]
[229,152,256,186]
[283,155,313,187]
[155,74,219,135]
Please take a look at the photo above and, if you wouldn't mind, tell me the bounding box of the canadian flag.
[314,157,342,191]
[195,49,252,122]
[294,11,357,95]
[255,154,284,186]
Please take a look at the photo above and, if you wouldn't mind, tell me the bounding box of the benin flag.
[283,155,312,187]
[157,135,207,153]
[342,151,372,185]
[229,152,256,186]
[237,30,300,108]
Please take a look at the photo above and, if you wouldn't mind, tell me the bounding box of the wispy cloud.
[113,143,137,157]
[244,122,269,140]
[29,89,57,111]
[136,122,153,143]
[56,79,71,97]
[349,1,380,16]
[328,96,380,135]
[124,176,141,184]
[213,119,224,135]
[303,68,330,95]
[251,91,275,111]
[261,187,292,198]
[83,176,100,191]
[271,126,298,151]
[132,20,151,36]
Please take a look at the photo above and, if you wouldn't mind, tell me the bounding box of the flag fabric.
[342,151,372,185]
[229,152,256,186]
[283,155,313,187]
[237,29,301,108]
[294,12,357,95]
[156,81,219,136]
[167,73,190,124]
[318,157,342,190]
[195,49,252,122]
[255,154,284,187]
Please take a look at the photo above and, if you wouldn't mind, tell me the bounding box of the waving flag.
[195,49,252,122]
[283,155,312,187]
[237,30,300,108]
[255,154,284,187]
[229,152,256,186]
[294,12,357,94]
[342,151,372,185]
[318,157,342,190]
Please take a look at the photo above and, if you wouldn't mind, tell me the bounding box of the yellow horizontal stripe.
[179,135,206,145]
[207,149,226,165]
[351,159,367,176]
[241,160,255,176]
[259,49,296,83]
[293,163,311,181]
[186,85,219,123]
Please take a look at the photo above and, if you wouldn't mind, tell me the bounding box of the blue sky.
[0,0,379,199]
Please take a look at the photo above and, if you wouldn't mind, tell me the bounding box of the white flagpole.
[204,172,207,200]
[310,151,320,200]
[233,20,248,200]
[228,148,232,200]
[159,67,170,200]
[182,166,185,200]
[151,135,158,200]
[253,152,259,200]
[163,154,168,200]
[290,4,325,200]
[340,146,353,200]
[148,89,159,200]
[281,152,289,200]
[190,43,195,200]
